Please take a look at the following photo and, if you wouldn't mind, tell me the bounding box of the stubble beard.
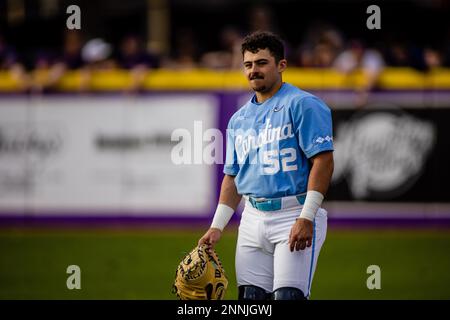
[253,84,267,92]
[250,79,271,93]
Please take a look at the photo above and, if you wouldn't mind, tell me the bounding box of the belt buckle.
[254,197,267,203]
[249,196,267,210]
[253,197,281,211]
[250,197,265,205]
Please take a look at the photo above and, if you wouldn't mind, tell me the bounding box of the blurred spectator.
[116,34,159,92]
[248,5,276,33]
[60,30,85,70]
[79,37,115,91]
[161,28,198,70]
[29,33,115,94]
[200,26,243,70]
[0,34,20,69]
[117,34,159,69]
[334,40,384,73]
[0,34,30,91]
[333,40,385,107]
[423,47,444,70]
[296,44,315,67]
[81,38,114,68]
[296,41,336,68]
[30,50,57,94]
[384,43,412,67]
[294,24,343,67]
[30,31,85,93]
[314,41,336,68]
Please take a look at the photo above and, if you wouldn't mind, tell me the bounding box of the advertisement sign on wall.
[0,95,218,216]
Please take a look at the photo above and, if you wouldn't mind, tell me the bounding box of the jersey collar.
[251,82,287,106]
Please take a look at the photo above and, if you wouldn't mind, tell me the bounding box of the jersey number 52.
[261,148,298,175]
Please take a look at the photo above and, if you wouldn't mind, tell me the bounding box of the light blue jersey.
[224,82,334,198]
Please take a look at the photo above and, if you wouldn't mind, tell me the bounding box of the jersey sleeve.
[292,96,334,158]
[223,118,240,176]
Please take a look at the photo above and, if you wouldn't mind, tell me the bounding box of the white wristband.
[299,190,324,222]
[210,204,235,231]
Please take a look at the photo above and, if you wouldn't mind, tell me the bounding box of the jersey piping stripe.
[307,220,316,298]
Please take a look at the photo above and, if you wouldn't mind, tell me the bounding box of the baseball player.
[198,31,334,300]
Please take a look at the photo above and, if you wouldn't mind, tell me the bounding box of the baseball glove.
[172,244,228,300]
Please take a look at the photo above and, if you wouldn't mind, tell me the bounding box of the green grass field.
[1,226,450,299]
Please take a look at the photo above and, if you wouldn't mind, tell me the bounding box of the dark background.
[1,0,449,68]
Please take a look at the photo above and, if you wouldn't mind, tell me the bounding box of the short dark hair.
[241,31,285,63]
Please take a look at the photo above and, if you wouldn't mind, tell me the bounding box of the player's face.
[243,49,286,93]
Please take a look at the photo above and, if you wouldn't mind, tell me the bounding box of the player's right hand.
[289,218,314,252]
[198,228,222,249]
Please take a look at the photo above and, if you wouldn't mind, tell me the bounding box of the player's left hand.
[288,218,314,252]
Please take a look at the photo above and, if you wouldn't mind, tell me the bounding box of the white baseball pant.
[235,198,328,298]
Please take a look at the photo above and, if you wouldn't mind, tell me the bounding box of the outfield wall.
[0,91,449,222]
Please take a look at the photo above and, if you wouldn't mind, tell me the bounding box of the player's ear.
[278,59,287,72]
